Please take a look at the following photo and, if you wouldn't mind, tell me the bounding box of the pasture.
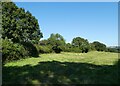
[3,51,119,85]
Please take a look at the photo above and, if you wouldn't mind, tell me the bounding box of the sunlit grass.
[5,51,118,67]
[3,51,119,85]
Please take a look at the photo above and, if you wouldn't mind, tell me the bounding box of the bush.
[2,38,27,63]
[64,48,72,52]
[40,46,52,53]
[52,45,62,53]
[92,41,106,51]
[72,47,82,53]
[21,42,39,57]
[64,47,82,53]
[35,45,52,54]
[106,47,120,53]
[81,46,89,53]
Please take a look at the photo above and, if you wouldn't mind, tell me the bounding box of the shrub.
[64,48,72,52]
[64,46,82,53]
[21,42,39,57]
[40,46,52,53]
[35,44,52,54]
[81,46,89,53]
[72,47,82,53]
[52,45,62,53]
[2,38,27,63]
[92,41,106,51]
[106,47,119,53]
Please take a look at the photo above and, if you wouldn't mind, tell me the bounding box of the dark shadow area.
[2,60,119,85]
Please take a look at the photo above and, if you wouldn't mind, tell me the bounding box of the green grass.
[3,51,119,85]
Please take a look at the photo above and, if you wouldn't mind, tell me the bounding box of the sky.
[12,0,119,2]
[15,2,118,46]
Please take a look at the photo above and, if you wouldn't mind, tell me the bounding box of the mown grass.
[3,51,119,85]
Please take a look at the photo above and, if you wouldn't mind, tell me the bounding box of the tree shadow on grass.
[3,60,119,85]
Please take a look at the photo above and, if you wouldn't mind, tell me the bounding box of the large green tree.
[92,41,106,51]
[72,37,90,53]
[48,33,66,53]
[2,2,43,43]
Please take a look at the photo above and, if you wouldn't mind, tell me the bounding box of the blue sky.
[15,2,118,46]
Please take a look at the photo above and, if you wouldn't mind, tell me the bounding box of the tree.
[1,0,12,2]
[92,41,106,51]
[65,43,72,52]
[106,46,120,53]
[39,39,49,46]
[47,33,66,53]
[2,2,43,43]
[89,43,96,51]
[2,2,43,57]
[72,37,90,53]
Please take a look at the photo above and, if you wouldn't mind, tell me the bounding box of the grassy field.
[3,51,119,85]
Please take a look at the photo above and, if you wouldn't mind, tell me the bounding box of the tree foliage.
[2,38,28,63]
[106,46,120,53]
[2,2,43,43]
[2,2,43,63]
[47,33,66,53]
[72,37,90,53]
[65,43,73,52]
[92,41,106,51]
[39,39,48,46]
[89,43,96,51]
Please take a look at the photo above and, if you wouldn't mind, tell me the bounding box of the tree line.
[39,33,107,53]
[1,2,119,63]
